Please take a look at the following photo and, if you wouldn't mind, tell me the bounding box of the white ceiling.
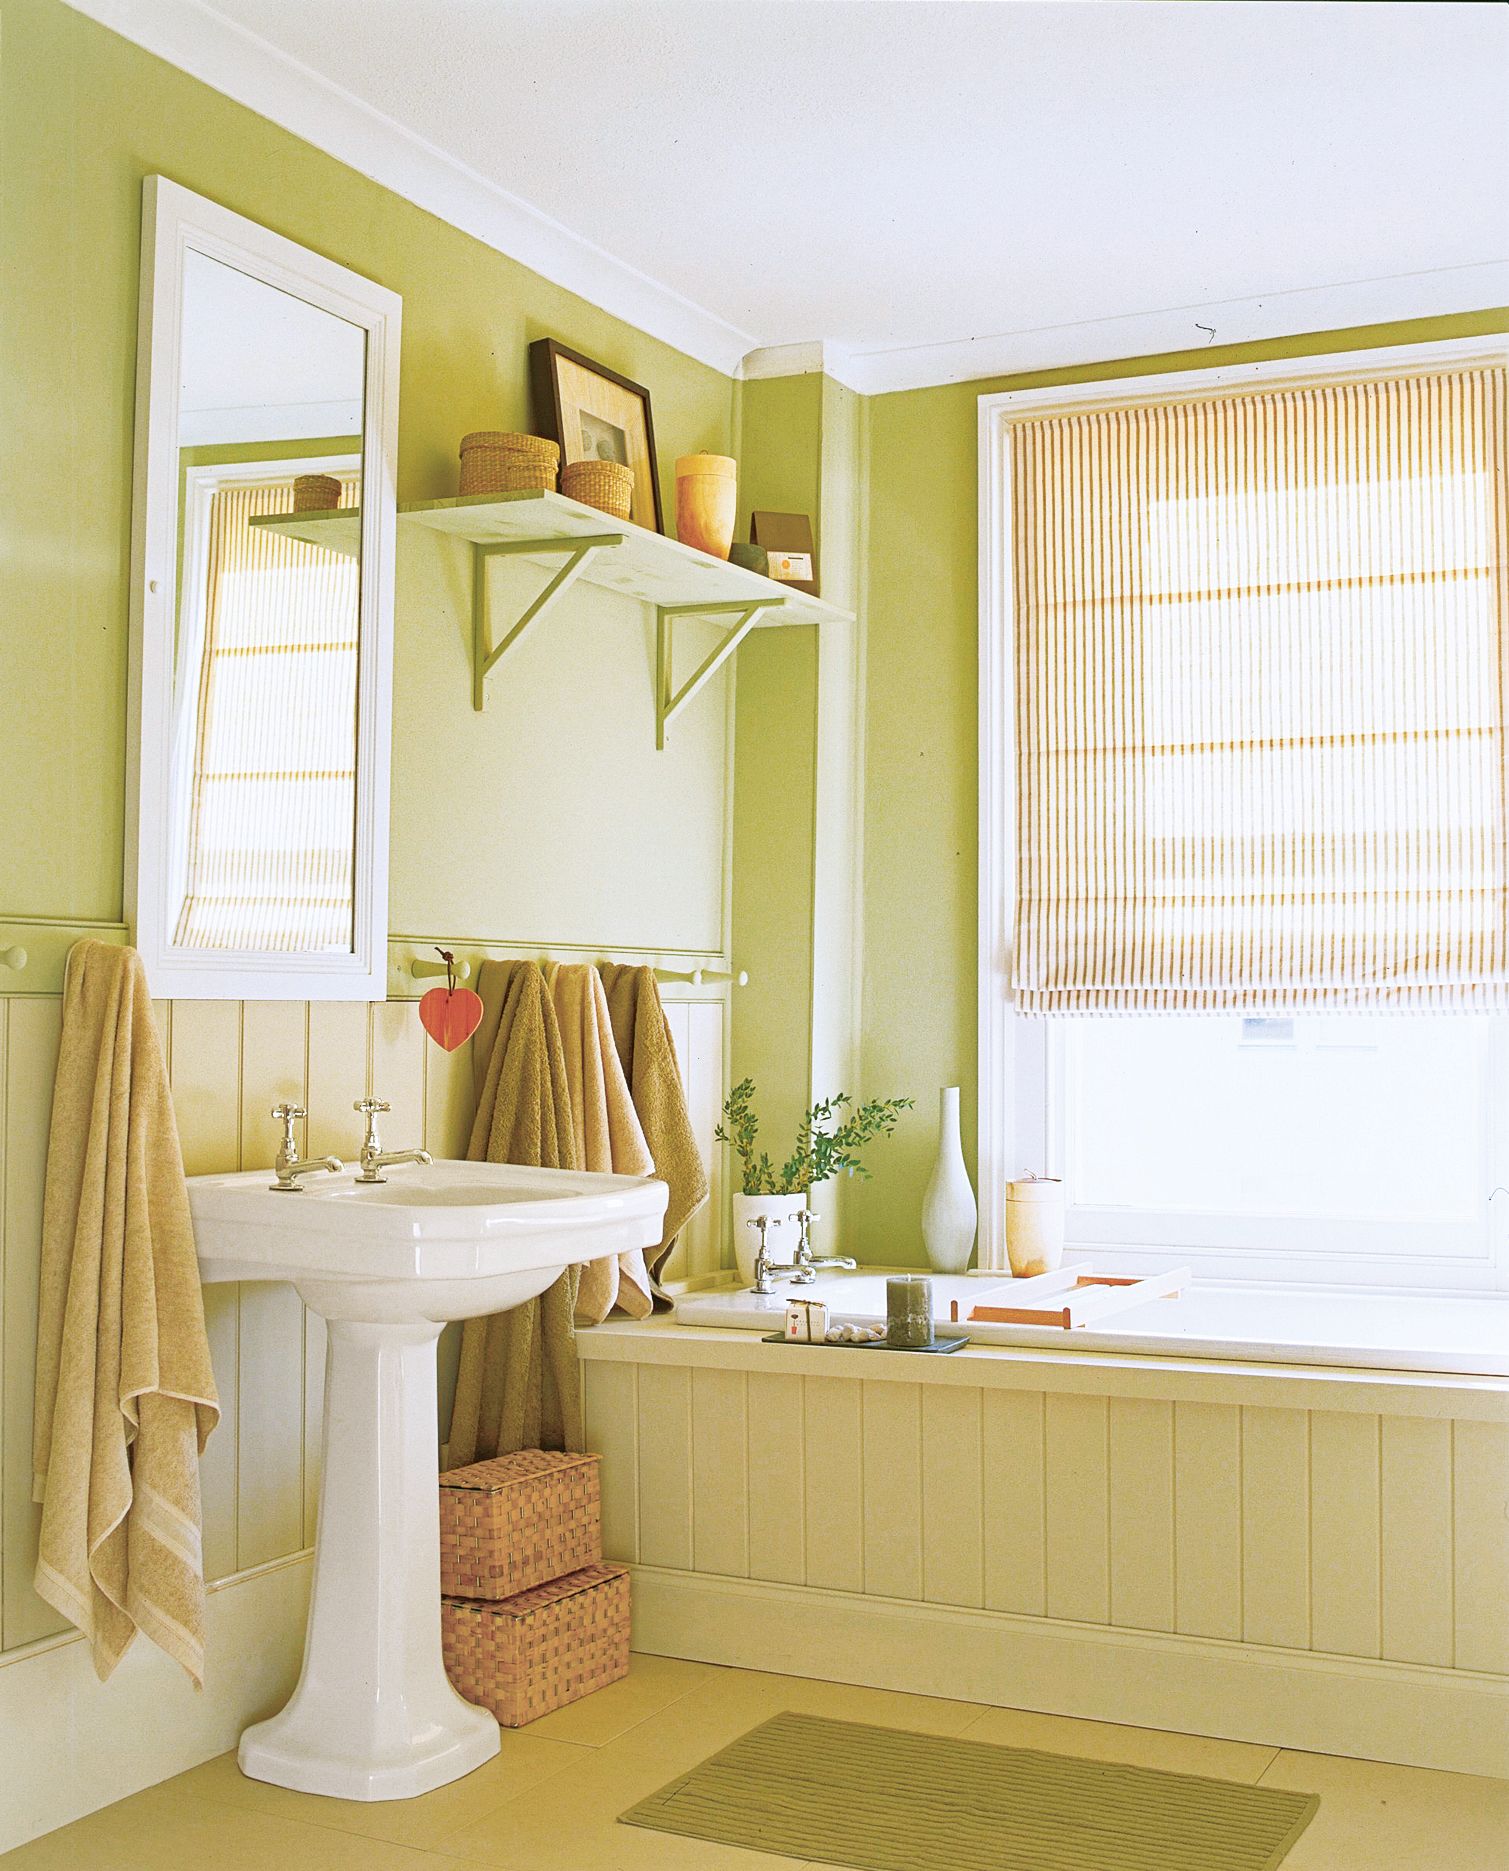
[78,0,1509,389]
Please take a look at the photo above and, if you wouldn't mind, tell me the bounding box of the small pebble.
[825,1322,887,1344]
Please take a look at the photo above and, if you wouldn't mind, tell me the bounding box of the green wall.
[730,376,824,1164]
[852,307,1509,1265]
[1,0,738,942]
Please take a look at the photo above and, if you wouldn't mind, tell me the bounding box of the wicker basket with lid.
[438,1449,602,1600]
[442,1562,630,1727]
[458,430,560,496]
[561,457,634,520]
[293,472,344,512]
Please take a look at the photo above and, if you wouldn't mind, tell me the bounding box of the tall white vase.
[921,1085,977,1274]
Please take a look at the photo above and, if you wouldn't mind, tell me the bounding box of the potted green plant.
[715,1078,913,1283]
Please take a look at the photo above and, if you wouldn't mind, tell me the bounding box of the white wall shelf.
[248,507,362,556]
[402,491,852,736]
[257,489,852,738]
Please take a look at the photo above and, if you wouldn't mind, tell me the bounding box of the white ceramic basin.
[188,1158,667,1805]
[189,1157,668,1320]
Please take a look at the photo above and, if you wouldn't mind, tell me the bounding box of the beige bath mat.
[620,1710,1317,1870]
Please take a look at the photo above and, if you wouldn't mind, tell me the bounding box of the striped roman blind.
[175,471,362,953]
[1011,366,1509,1014]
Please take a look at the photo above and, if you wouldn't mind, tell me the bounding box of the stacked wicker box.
[438,1450,629,1726]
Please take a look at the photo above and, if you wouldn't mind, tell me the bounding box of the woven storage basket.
[293,472,343,512]
[458,430,560,496]
[442,1563,630,1727]
[561,457,634,520]
[439,1449,602,1600]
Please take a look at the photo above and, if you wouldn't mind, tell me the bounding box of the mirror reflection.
[171,250,366,955]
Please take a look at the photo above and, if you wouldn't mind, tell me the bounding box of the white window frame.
[977,335,1509,1294]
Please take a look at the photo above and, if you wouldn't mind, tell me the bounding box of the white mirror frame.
[126,176,401,999]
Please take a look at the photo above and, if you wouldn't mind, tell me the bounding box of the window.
[173,461,362,953]
[979,342,1509,1291]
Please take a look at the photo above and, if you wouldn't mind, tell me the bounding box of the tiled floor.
[5,1655,1505,1868]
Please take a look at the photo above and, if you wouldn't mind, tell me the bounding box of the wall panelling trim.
[0,972,727,1655]
[581,1334,1509,1775]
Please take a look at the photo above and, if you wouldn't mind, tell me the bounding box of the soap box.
[785,1297,828,1342]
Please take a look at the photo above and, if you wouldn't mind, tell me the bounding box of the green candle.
[886,1275,934,1348]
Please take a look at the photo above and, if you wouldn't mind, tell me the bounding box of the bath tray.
[761,1332,969,1355]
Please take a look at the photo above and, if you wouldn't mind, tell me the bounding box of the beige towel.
[597,964,710,1296]
[448,960,582,1464]
[32,942,219,1685]
[547,964,656,1325]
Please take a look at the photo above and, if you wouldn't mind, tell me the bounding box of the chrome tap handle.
[786,1207,824,1282]
[354,1097,390,1155]
[271,1103,305,1157]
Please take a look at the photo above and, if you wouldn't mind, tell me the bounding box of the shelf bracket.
[472,534,623,710]
[655,599,784,749]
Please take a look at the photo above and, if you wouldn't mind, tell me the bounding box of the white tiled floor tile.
[0,1782,441,1871]
[519,1652,722,1746]
[159,1732,590,1850]
[1257,1748,1509,1870]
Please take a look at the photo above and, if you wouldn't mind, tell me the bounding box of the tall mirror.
[128,178,401,998]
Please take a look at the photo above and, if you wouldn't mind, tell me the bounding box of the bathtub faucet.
[788,1209,857,1285]
[748,1216,800,1294]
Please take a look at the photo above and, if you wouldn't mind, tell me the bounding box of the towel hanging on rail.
[449,960,582,1463]
[32,942,220,1685]
[545,964,656,1325]
[596,963,709,1301]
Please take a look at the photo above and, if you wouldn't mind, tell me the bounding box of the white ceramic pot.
[1005,1175,1066,1277]
[921,1085,977,1274]
[731,1191,807,1285]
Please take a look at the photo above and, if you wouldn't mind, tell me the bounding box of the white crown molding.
[838,261,1509,396]
[739,340,861,391]
[63,0,756,377]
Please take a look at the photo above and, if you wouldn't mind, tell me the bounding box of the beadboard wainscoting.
[0,984,725,1850]
[579,1330,1509,1778]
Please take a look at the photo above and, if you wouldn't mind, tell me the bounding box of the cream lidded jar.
[1005,1175,1066,1278]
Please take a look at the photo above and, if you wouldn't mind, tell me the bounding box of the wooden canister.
[675,452,737,559]
[1005,1176,1065,1278]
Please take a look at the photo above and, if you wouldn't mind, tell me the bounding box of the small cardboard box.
[751,510,818,595]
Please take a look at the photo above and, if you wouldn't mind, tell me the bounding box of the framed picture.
[530,338,663,532]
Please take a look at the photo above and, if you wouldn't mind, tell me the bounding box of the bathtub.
[672,1266,1509,1377]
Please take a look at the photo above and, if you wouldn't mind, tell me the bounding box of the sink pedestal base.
[238,1318,498,1801]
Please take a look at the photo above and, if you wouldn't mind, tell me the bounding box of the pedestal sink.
[188,1158,668,1802]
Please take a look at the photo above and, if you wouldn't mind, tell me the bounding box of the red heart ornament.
[419,985,484,1052]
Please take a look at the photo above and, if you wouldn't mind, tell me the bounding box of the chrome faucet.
[748,1216,801,1295]
[354,1097,433,1184]
[269,1104,343,1193]
[787,1209,857,1284]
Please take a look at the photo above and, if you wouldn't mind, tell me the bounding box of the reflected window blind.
[175,472,362,952]
[1011,367,1509,1013]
